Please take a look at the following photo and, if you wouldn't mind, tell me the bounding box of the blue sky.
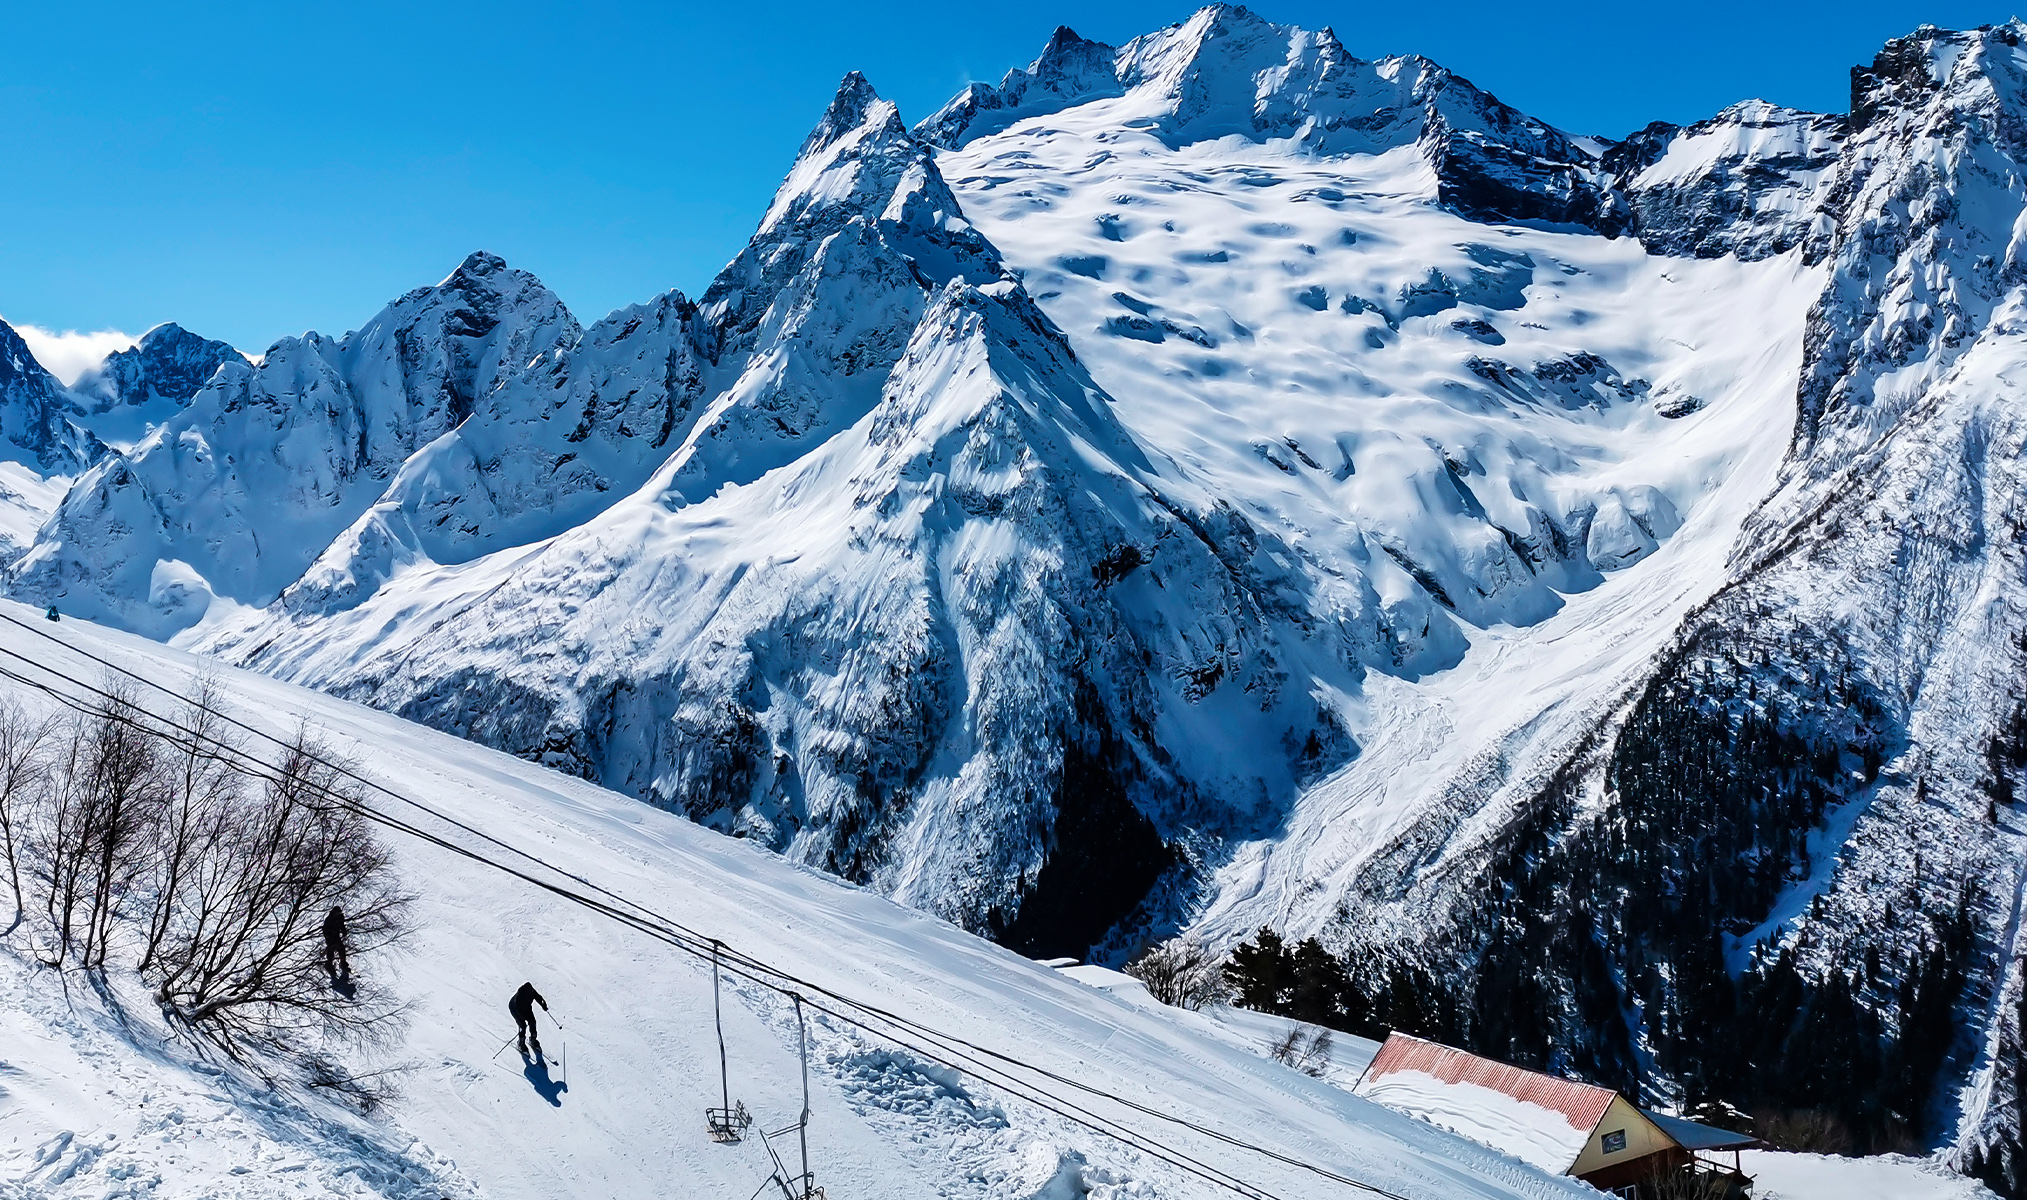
[0,1,2008,363]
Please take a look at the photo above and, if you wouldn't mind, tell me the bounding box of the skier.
[509,981,550,1056]
[322,905,349,980]
[43,605,58,622]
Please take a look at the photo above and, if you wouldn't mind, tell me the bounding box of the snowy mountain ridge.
[8,7,2027,1193]
[0,603,1608,1200]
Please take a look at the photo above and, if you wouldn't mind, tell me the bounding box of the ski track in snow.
[0,603,1596,1200]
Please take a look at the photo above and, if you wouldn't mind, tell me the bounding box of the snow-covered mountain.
[0,602,1602,1200]
[0,320,104,477]
[11,5,2027,1192]
[12,252,578,636]
[66,321,244,449]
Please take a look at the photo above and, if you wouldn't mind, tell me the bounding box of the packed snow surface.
[1742,1150,2002,1200]
[0,603,1593,1200]
[1352,1070,1591,1175]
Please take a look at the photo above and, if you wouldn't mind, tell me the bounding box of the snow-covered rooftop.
[1352,1033,1616,1174]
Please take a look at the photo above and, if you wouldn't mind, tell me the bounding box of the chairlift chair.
[751,994,823,1200]
[706,941,754,1143]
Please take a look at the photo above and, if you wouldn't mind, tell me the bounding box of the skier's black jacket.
[509,982,547,1022]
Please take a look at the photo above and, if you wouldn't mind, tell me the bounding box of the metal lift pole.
[794,994,812,1197]
[706,941,750,1143]
[715,941,732,1116]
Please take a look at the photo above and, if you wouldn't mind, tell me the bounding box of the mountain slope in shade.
[1608,101,1848,260]
[0,319,105,476]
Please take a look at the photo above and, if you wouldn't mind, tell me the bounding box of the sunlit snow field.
[939,105,1824,947]
[0,602,1598,1200]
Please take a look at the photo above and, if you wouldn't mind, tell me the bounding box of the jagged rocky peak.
[353,249,581,428]
[0,318,105,474]
[914,26,1122,148]
[281,285,711,617]
[69,322,241,414]
[1029,24,1120,95]
[757,70,922,237]
[710,71,1003,344]
[1611,99,1847,260]
[798,70,895,159]
[1117,4,1360,142]
[668,71,1015,507]
[1850,19,2027,132]
[700,69,1006,361]
[919,5,1622,230]
[6,250,582,634]
[1791,19,2027,448]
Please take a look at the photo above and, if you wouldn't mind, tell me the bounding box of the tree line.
[1130,621,1998,1166]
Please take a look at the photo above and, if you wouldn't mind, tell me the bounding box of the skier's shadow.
[521,1052,567,1106]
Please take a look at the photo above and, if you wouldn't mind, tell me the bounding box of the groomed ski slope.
[0,601,1594,1200]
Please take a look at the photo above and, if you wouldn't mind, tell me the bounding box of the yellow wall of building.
[1569,1096,1675,1177]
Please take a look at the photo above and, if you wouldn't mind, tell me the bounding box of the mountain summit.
[9,10,2027,1193]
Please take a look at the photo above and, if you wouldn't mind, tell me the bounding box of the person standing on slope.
[322,905,349,980]
[510,981,550,1056]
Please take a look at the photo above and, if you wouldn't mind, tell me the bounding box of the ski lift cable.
[0,649,1346,1200]
[0,633,1392,1200]
[0,614,1321,1185]
[0,625,1412,1200]
[0,613,1318,1177]
[0,659,1291,1200]
[0,656,1290,1200]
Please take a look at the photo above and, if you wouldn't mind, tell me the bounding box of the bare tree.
[32,684,161,970]
[145,728,411,1061]
[1269,1027,1334,1077]
[0,699,53,936]
[138,680,243,973]
[1126,938,1230,1010]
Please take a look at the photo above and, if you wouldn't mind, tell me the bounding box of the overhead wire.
[0,654,1298,1199]
[0,610,1416,1200]
[0,651,1289,1199]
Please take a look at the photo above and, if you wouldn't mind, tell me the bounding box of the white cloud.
[2,320,139,386]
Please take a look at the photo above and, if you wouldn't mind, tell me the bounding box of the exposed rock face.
[68,323,241,414]
[0,319,104,474]
[1614,101,1849,259]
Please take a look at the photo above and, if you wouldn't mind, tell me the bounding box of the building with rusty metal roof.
[1352,1032,1760,1196]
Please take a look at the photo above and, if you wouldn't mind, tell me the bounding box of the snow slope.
[0,601,1593,1200]
[7,6,2027,1191]
[142,9,1819,973]
[1744,1151,1999,1200]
